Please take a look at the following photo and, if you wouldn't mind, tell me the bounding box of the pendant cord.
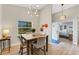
[61,4,64,16]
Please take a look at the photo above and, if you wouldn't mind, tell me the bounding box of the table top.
[0,37,10,41]
[22,34,46,41]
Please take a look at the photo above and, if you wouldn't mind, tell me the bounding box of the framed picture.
[18,21,32,34]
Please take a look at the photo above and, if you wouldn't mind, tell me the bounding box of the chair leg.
[31,44,33,55]
[44,46,46,55]
[21,47,23,55]
[19,46,23,55]
[19,46,21,54]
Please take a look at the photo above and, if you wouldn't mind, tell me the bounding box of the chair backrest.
[36,36,46,45]
[17,35,26,45]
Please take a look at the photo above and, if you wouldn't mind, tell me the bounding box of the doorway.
[52,21,73,44]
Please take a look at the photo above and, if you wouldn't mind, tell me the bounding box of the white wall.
[73,18,78,45]
[0,5,2,38]
[1,5,39,46]
[39,5,52,43]
[77,19,79,42]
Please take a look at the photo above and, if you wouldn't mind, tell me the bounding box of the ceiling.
[13,4,46,10]
[13,4,78,14]
[52,4,78,14]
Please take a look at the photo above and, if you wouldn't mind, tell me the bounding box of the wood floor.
[1,38,79,55]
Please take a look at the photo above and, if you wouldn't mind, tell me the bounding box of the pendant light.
[60,4,66,20]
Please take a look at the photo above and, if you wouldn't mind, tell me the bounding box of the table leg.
[0,41,2,55]
[8,39,10,52]
[31,43,33,55]
[46,36,48,52]
[27,41,30,55]
[3,41,5,50]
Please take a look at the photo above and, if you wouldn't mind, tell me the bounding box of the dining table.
[21,34,48,55]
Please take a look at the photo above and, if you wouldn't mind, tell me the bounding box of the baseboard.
[11,43,20,47]
[0,43,20,50]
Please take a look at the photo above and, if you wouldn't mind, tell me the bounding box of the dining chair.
[31,36,46,55]
[18,35,27,55]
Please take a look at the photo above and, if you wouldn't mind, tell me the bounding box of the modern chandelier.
[60,4,66,20]
[27,4,39,17]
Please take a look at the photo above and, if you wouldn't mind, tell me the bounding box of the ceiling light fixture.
[60,4,66,20]
[27,4,39,17]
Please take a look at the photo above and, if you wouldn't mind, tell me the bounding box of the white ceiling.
[52,4,77,14]
[13,4,78,14]
[13,4,46,10]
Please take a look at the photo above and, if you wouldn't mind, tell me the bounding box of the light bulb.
[36,5,39,8]
[34,12,37,15]
[28,11,30,14]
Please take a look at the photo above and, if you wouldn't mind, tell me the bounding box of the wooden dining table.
[21,34,48,55]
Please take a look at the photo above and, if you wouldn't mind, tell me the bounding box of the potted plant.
[31,28,36,36]
[31,28,36,33]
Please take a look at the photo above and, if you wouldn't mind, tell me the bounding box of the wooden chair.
[31,36,46,55]
[18,35,27,55]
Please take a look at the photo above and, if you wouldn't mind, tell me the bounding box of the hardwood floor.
[1,38,79,55]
